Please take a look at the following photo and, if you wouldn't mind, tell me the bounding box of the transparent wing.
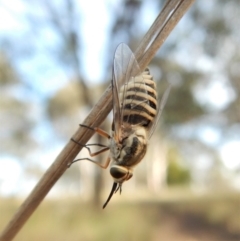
[121,69,151,127]
[112,43,142,141]
[147,85,171,139]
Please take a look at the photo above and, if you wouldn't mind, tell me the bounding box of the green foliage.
[152,58,205,125]
[167,160,191,185]
[166,147,191,186]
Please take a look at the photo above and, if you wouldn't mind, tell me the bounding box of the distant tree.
[166,147,191,186]
[0,51,38,158]
[1,0,239,200]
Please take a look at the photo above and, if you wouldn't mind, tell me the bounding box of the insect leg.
[71,124,110,157]
[80,124,110,139]
[85,143,109,156]
[69,156,111,169]
[71,138,110,157]
[69,124,111,168]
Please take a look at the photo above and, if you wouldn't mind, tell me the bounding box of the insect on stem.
[0,1,195,240]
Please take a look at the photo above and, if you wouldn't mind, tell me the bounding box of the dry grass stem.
[0,1,195,240]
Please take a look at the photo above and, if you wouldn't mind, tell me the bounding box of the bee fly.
[71,43,171,208]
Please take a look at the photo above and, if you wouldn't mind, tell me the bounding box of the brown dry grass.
[1,190,239,241]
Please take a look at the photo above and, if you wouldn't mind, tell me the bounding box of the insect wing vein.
[112,66,121,142]
[113,43,142,139]
[148,85,171,139]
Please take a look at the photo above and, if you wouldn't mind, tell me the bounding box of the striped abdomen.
[119,68,157,128]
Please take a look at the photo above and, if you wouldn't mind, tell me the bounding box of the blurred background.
[0,0,240,240]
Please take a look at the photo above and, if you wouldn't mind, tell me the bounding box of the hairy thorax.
[110,127,148,167]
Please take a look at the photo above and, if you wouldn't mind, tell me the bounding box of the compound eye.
[110,166,128,180]
[126,172,133,181]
